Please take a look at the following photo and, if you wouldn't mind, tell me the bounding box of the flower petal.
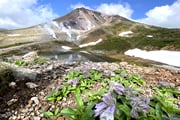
[100,106,115,120]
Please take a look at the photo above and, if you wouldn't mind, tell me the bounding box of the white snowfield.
[125,48,180,67]
[7,34,21,37]
[61,46,72,50]
[79,39,102,48]
[119,31,133,37]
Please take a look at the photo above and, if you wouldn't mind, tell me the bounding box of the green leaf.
[75,89,84,108]
[117,104,131,117]
[54,108,60,116]
[47,97,56,101]
[60,108,79,116]
[43,111,54,117]
[155,103,163,120]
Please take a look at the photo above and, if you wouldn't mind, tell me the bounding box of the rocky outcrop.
[0,62,37,80]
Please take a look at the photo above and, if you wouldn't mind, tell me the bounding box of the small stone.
[9,82,16,88]
[47,65,53,71]
[31,97,39,105]
[26,82,38,89]
[29,107,34,112]
[57,117,65,120]
[7,99,18,106]
[158,81,170,87]
[24,116,30,120]
[176,86,180,91]
[20,108,28,113]
[41,105,49,112]
[28,100,33,106]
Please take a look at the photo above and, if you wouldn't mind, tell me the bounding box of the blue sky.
[0,0,180,29]
[38,0,175,19]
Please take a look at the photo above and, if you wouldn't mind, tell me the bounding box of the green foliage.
[12,56,49,66]
[60,89,95,120]
[44,68,180,120]
[43,108,61,120]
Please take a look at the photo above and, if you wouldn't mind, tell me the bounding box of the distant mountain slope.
[0,7,180,56]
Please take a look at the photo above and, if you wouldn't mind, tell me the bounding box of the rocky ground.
[0,60,180,120]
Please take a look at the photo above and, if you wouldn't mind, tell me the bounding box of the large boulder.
[22,51,38,62]
[0,62,37,80]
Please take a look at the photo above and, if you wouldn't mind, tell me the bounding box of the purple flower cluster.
[67,78,80,86]
[94,93,116,120]
[94,81,125,120]
[130,97,150,118]
[104,70,115,76]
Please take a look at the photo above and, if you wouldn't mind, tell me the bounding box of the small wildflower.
[57,85,63,90]
[94,93,116,119]
[104,70,115,76]
[67,79,79,86]
[109,81,124,95]
[130,96,150,118]
[100,106,115,120]
[94,102,107,117]
[83,71,90,78]
[102,93,116,106]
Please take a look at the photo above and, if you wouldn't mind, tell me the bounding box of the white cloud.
[0,0,58,29]
[96,3,133,18]
[70,3,133,18]
[137,0,180,28]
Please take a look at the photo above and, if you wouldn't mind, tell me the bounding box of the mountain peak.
[53,7,128,31]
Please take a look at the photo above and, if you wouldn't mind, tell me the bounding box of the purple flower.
[100,106,115,120]
[104,70,115,76]
[94,93,116,119]
[130,97,150,118]
[67,79,79,86]
[130,109,139,119]
[94,102,107,117]
[102,93,116,106]
[109,81,124,95]
[57,85,63,90]
[83,71,90,78]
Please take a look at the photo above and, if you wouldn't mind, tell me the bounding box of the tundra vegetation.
[44,65,180,120]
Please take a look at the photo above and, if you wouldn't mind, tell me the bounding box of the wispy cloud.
[137,0,180,28]
[0,0,58,29]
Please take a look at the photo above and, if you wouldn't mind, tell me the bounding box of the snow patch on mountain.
[119,31,133,37]
[125,48,180,67]
[7,34,21,37]
[79,38,102,48]
[44,24,56,39]
[61,46,72,50]
[86,20,95,30]
[146,35,153,38]
[60,23,72,40]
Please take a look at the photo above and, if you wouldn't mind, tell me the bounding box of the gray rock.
[7,99,18,106]
[33,116,41,120]
[22,51,38,62]
[31,97,39,105]
[0,62,37,80]
[9,82,16,88]
[26,82,38,89]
